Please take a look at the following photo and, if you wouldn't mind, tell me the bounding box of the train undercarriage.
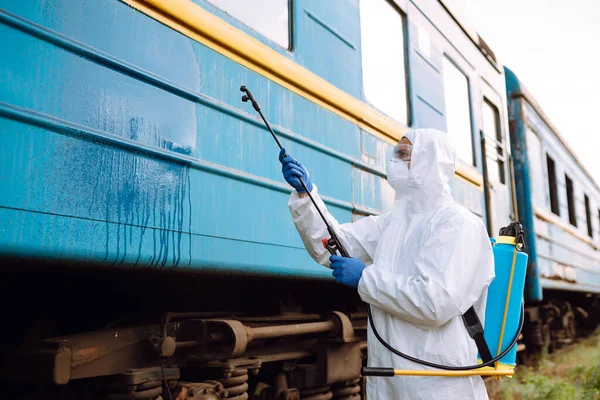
[521,290,600,360]
[0,261,369,399]
[1,261,598,399]
[4,311,367,400]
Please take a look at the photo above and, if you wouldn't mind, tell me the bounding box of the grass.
[486,330,600,400]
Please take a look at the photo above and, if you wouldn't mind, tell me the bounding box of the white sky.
[452,0,600,183]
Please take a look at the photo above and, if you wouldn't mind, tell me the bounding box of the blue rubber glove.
[329,255,367,288]
[279,148,313,193]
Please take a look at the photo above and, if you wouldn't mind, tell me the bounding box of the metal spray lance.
[240,85,349,258]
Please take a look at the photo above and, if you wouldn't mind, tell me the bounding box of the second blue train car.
[506,67,600,352]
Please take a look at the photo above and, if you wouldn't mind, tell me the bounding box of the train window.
[482,99,505,184]
[546,155,560,216]
[205,0,291,49]
[443,57,473,165]
[565,174,577,227]
[360,0,408,124]
[527,129,545,205]
[585,194,593,238]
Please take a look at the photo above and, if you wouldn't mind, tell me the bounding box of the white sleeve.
[357,212,495,328]
[288,185,390,267]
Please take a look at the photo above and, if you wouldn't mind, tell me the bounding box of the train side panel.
[0,0,507,275]
[505,68,600,296]
[524,100,600,294]
[0,0,391,278]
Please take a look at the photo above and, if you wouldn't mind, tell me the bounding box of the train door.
[480,87,514,236]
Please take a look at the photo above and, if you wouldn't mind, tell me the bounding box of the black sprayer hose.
[363,302,524,373]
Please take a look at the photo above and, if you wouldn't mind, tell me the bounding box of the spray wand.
[240,86,349,258]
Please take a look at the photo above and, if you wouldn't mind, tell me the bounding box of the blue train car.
[505,67,600,351]
[0,0,514,395]
[0,0,510,273]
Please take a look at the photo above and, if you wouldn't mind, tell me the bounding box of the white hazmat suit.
[288,129,495,399]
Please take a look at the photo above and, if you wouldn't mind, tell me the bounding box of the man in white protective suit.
[279,128,495,399]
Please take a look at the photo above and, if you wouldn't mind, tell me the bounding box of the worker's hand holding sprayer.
[279,148,366,287]
[279,148,313,193]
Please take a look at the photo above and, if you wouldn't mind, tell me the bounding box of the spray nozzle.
[240,86,260,111]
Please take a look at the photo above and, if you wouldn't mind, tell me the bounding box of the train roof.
[438,0,500,69]
[504,67,600,192]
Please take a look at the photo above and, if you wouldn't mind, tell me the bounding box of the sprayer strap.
[462,307,493,363]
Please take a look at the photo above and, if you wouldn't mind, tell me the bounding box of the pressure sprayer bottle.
[482,222,527,368]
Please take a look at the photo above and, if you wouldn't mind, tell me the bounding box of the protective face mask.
[387,159,410,191]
